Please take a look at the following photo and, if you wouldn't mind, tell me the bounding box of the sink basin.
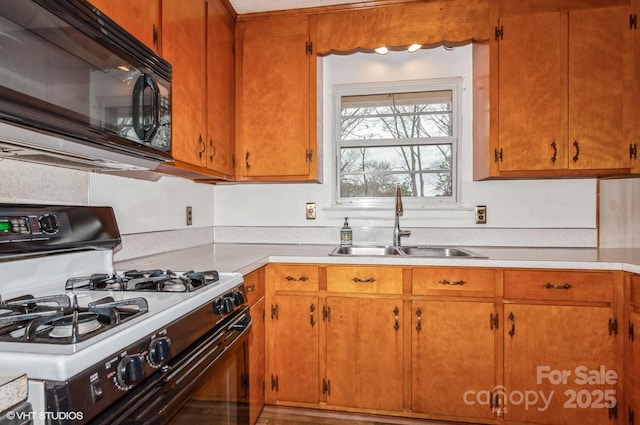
[400,246,484,258]
[330,246,403,256]
[329,245,486,258]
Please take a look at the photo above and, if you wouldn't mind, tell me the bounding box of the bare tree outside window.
[337,86,457,205]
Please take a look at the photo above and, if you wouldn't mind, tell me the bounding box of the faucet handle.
[395,185,403,216]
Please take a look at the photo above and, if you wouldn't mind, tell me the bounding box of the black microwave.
[0,0,172,169]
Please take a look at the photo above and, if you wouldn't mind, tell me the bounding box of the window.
[335,80,460,207]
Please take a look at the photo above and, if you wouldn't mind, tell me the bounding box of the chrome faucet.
[393,185,411,247]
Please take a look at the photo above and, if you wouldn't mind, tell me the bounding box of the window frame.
[333,78,462,209]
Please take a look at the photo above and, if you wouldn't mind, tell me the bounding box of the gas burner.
[0,295,148,344]
[65,269,220,293]
[50,312,102,338]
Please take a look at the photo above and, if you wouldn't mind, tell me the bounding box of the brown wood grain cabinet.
[265,264,320,405]
[324,266,404,411]
[411,267,499,421]
[245,268,266,425]
[235,15,319,182]
[161,0,234,181]
[475,2,633,179]
[88,0,161,52]
[626,274,640,425]
[264,264,628,424]
[503,270,622,425]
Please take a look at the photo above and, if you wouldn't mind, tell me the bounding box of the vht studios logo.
[463,365,618,413]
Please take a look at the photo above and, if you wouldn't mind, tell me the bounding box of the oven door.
[90,310,251,425]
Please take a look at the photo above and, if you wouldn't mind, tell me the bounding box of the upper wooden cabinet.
[474,3,634,179]
[88,0,160,52]
[235,15,319,182]
[160,0,234,181]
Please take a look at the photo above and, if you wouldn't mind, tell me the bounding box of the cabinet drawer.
[631,274,640,308]
[504,270,614,302]
[243,268,265,304]
[412,267,496,297]
[272,264,319,291]
[326,266,402,294]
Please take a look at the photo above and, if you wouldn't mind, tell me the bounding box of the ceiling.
[228,0,379,14]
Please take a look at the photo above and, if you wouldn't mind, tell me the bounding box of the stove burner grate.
[0,295,148,344]
[65,269,219,293]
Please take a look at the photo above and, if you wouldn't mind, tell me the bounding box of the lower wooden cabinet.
[263,264,623,425]
[627,274,640,425]
[268,293,320,404]
[411,300,497,420]
[503,304,617,424]
[245,267,266,425]
[325,297,403,411]
[503,270,621,425]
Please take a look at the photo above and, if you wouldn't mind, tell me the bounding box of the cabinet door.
[237,17,316,180]
[568,6,632,171]
[629,310,640,425]
[412,300,496,420]
[504,304,617,424]
[88,0,160,52]
[497,12,566,172]
[325,297,403,411]
[206,0,235,177]
[248,297,265,425]
[269,294,319,404]
[162,0,206,167]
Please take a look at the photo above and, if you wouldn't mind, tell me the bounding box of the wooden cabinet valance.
[314,0,490,55]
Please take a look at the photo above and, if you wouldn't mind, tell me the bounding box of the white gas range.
[0,205,248,425]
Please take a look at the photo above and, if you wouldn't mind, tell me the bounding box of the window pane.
[339,145,452,198]
[341,91,453,141]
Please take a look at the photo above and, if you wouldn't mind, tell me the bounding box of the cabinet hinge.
[490,312,499,330]
[608,403,618,420]
[270,375,279,392]
[609,318,618,336]
[232,154,236,168]
[494,148,503,162]
[631,143,638,159]
[631,14,638,30]
[323,305,331,321]
[322,379,331,395]
[305,149,313,163]
[495,25,504,40]
[270,304,279,320]
[306,41,313,55]
[630,321,635,341]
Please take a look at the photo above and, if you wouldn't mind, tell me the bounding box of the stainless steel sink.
[400,246,484,258]
[330,246,403,256]
[329,245,486,258]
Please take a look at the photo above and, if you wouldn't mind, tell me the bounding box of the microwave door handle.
[132,74,160,142]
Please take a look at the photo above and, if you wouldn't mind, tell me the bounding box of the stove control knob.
[147,337,171,367]
[218,297,235,315]
[38,214,59,235]
[116,354,145,387]
[232,291,245,306]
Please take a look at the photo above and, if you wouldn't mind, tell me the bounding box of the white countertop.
[113,243,640,275]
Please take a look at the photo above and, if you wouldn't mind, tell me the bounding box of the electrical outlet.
[186,206,193,226]
[306,202,316,220]
[475,205,487,224]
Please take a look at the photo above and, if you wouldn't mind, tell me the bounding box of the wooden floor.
[256,406,470,425]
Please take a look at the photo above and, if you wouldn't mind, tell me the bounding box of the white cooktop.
[0,250,243,381]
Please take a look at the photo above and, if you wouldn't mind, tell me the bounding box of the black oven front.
[89,307,252,425]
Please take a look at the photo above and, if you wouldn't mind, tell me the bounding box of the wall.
[213,45,597,247]
[0,158,216,260]
[599,178,640,248]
